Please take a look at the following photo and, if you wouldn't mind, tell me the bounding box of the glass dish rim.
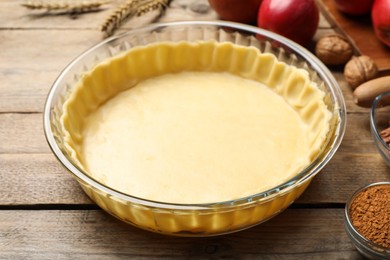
[344,181,390,253]
[43,20,347,210]
[370,92,390,152]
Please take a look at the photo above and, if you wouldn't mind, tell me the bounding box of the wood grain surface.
[1,0,389,258]
[0,209,362,259]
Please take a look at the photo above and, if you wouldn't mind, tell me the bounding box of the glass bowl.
[344,182,390,259]
[43,21,346,236]
[370,92,390,167]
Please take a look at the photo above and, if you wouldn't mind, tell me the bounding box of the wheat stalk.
[100,0,170,38]
[22,0,110,13]
[100,0,141,37]
[135,0,169,16]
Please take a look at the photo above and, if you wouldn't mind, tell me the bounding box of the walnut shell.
[344,55,378,89]
[315,34,354,65]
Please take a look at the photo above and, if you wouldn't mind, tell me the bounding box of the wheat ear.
[135,0,169,16]
[22,0,110,13]
[100,0,142,37]
[100,0,171,38]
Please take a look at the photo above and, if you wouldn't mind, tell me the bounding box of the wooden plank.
[0,153,91,205]
[319,0,390,72]
[0,30,102,113]
[0,209,363,259]
[0,113,50,154]
[299,152,390,203]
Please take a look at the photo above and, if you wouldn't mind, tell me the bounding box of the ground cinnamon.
[349,184,390,248]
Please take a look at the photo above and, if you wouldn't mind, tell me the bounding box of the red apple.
[257,0,319,46]
[372,0,390,47]
[334,0,374,16]
[208,0,263,25]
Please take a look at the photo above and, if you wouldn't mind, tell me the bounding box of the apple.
[257,0,319,46]
[334,0,374,16]
[372,0,390,47]
[208,0,263,25]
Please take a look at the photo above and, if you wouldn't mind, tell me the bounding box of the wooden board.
[0,209,363,259]
[1,0,389,258]
[319,0,390,71]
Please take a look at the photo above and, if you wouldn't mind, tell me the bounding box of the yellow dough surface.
[61,41,332,204]
[82,72,313,203]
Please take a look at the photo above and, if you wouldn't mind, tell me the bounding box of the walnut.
[344,55,378,89]
[315,34,354,66]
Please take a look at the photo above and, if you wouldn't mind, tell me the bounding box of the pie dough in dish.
[61,40,332,204]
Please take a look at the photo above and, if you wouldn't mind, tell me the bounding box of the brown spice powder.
[350,184,390,248]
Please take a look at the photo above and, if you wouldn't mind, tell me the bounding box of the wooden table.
[1,0,389,258]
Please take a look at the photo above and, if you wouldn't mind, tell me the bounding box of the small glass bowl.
[345,182,390,259]
[370,92,390,167]
[44,21,346,236]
